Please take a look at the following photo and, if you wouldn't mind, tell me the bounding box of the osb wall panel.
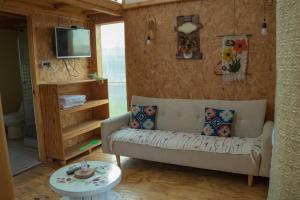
[32,14,94,149]
[125,0,276,120]
[32,14,90,83]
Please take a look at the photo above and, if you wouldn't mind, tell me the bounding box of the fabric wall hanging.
[221,35,249,81]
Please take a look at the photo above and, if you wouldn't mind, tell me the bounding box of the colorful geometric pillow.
[201,107,235,137]
[130,105,158,130]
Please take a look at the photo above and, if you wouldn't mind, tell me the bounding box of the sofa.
[101,96,274,186]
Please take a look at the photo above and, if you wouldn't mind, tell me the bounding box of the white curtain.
[268,0,300,199]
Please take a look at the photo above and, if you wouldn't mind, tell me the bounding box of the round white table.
[49,161,122,200]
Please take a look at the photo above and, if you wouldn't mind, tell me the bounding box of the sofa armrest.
[101,112,130,153]
[259,121,274,177]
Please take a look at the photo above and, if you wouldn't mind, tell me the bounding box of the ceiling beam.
[123,0,199,10]
[52,0,123,16]
[0,0,122,21]
[0,0,88,21]
[88,13,123,24]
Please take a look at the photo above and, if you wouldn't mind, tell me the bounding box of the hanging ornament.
[261,0,268,36]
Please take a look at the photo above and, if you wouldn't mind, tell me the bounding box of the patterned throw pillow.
[201,107,235,137]
[130,105,158,130]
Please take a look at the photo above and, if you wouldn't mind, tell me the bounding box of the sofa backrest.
[131,96,267,138]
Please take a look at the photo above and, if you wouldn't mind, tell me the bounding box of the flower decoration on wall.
[221,36,249,81]
[234,39,248,54]
[222,48,234,62]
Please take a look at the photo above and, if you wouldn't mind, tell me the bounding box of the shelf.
[64,136,102,160]
[60,99,109,115]
[40,79,109,164]
[62,120,102,141]
[40,79,98,86]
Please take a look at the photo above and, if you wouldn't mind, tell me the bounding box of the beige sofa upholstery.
[101,96,273,179]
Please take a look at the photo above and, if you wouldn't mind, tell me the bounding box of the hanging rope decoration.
[145,14,157,45]
[214,0,251,81]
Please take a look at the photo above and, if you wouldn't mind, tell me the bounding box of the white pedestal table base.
[60,191,121,200]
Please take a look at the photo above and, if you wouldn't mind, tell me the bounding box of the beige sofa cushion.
[112,141,261,176]
[111,128,261,155]
[131,96,267,138]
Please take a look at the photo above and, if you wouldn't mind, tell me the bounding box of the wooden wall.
[31,14,97,155]
[0,97,15,200]
[124,0,276,120]
[25,14,94,160]
[31,14,91,83]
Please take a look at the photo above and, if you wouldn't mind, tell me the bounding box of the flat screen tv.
[55,27,91,59]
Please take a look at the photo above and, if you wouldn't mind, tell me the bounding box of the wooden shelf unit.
[64,135,102,160]
[39,79,109,164]
[62,119,103,141]
[60,99,109,115]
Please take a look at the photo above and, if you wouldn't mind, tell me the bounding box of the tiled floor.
[8,139,40,175]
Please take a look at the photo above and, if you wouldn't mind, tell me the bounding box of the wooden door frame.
[91,19,125,75]
[0,96,16,200]
[0,8,46,161]
[92,20,128,111]
[27,15,46,161]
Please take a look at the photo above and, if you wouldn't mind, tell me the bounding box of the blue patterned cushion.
[130,105,158,130]
[201,107,235,137]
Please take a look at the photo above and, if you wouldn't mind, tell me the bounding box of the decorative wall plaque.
[175,15,203,60]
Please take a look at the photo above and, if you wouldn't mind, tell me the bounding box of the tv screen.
[55,27,91,59]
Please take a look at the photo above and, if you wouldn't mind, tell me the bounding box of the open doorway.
[0,12,40,175]
[99,22,127,117]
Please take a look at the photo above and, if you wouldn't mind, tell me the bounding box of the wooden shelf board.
[40,79,96,86]
[64,136,102,160]
[62,120,102,141]
[60,99,109,115]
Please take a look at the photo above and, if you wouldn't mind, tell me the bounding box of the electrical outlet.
[41,60,51,68]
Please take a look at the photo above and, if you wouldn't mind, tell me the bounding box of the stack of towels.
[59,95,87,109]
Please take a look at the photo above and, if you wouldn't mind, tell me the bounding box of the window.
[100,22,127,117]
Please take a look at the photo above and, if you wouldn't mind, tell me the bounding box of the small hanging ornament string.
[216,0,252,37]
[178,0,182,15]
[263,0,266,22]
[233,0,237,35]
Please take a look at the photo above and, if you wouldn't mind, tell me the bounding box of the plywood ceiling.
[0,0,122,21]
[0,0,234,21]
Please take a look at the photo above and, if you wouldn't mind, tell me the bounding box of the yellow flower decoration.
[223,48,234,62]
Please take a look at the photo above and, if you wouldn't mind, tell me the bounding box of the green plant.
[228,54,241,73]
[89,72,104,84]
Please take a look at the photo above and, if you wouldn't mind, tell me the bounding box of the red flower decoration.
[144,106,156,116]
[233,39,247,54]
[205,108,216,121]
[131,120,140,129]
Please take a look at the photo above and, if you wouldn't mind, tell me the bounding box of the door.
[17,28,36,139]
[0,95,16,200]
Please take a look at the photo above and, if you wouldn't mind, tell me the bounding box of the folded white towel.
[59,95,86,103]
[59,95,86,109]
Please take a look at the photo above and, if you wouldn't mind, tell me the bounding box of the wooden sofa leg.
[116,155,121,168]
[248,175,254,187]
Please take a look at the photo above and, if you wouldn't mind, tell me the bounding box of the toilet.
[4,104,25,139]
